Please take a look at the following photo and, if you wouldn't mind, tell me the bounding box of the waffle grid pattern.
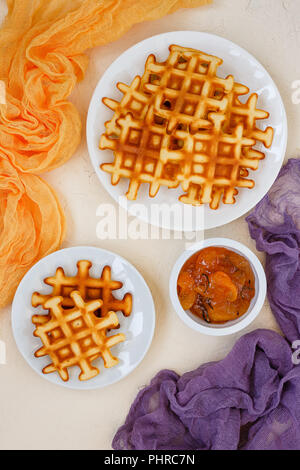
[100,45,274,209]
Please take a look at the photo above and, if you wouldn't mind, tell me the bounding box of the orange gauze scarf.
[0,0,211,309]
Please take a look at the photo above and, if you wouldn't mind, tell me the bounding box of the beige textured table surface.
[0,0,299,450]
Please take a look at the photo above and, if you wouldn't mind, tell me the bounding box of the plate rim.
[11,245,156,391]
[86,30,288,231]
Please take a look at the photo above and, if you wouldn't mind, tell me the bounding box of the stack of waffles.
[31,261,132,381]
[100,45,274,210]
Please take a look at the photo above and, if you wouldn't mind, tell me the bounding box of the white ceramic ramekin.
[169,238,266,336]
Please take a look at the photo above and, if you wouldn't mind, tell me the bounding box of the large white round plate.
[12,246,155,390]
[87,31,287,232]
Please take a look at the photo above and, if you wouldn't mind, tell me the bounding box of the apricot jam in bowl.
[169,238,266,336]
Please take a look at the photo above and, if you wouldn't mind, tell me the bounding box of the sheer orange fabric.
[0,154,65,307]
[0,0,211,308]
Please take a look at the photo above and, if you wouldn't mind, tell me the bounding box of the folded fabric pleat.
[0,154,65,308]
[113,329,300,450]
[247,159,300,344]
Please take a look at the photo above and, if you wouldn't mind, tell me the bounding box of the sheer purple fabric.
[112,159,300,450]
[113,330,300,450]
[247,158,300,344]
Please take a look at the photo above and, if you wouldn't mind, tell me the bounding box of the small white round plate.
[87,31,287,232]
[12,246,155,390]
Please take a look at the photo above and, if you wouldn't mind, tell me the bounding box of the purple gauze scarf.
[112,159,300,450]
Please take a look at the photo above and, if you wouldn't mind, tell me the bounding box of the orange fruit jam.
[177,247,255,324]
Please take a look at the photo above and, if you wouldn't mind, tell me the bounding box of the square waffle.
[33,291,125,382]
[100,107,184,199]
[32,260,132,318]
[141,45,234,134]
[99,45,274,209]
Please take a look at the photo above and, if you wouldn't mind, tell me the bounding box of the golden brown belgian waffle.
[100,107,185,199]
[141,45,234,134]
[99,45,274,209]
[32,260,132,318]
[33,291,125,382]
[101,111,258,209]
[176,113,257,209]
